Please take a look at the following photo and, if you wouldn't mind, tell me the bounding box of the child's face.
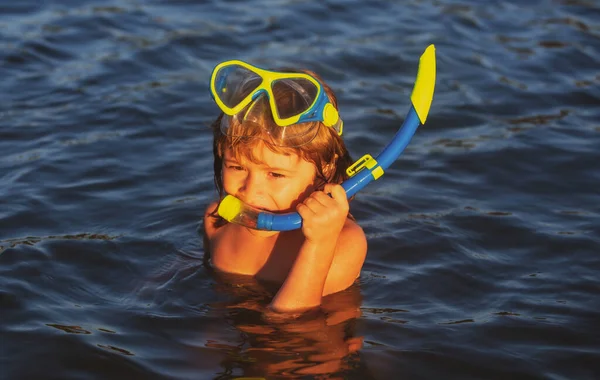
[222,143,319,213]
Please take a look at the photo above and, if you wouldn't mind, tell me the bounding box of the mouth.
[232,195,280,213]
[244,202,272,213]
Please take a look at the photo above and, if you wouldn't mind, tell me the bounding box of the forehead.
[223,142,312,170]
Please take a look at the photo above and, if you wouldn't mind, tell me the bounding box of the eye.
[227,165,244,171]
[269,172,286,178]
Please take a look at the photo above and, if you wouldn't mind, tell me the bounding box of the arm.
[270,184,367,312]
[203,201,219,251]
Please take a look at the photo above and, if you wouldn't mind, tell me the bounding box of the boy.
[204,61,367,312]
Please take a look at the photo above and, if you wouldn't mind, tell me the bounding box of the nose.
[239,172,265,203]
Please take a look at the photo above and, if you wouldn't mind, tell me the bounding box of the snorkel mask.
[210,45,436,231]
[210,60,343,147]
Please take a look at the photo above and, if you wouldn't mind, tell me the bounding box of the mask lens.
[271,78,319,120]
[214,64,261,109]
[220,94,320,147]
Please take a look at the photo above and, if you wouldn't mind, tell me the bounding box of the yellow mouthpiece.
[217,195,243,222]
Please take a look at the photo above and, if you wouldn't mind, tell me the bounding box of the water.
[1,0,599,378]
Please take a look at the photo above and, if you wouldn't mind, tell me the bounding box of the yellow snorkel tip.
[410,44,436,124]
[217,195,243,223]
[217,195,261,228]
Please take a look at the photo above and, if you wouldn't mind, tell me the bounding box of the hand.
[296,184,349,244]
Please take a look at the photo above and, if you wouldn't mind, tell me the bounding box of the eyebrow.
[265,166,294,173]
[223,158,295,173]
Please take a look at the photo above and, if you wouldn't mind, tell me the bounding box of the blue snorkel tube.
[218,45,436,231]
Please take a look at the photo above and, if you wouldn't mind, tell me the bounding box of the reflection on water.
[207,271,364,378]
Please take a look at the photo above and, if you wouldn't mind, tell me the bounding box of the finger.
[323,184,349,210]
[302,194,327,213]
[323,183,347,201]
[296,201,318,218]
[311,190,335,205]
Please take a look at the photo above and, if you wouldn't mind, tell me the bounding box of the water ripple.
[1,0,600,378]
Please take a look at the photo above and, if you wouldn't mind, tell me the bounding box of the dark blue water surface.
[2,0,600,378]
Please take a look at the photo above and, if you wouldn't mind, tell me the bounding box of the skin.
[204,142,367,313]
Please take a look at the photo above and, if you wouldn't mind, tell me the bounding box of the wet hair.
[210,68,354,221]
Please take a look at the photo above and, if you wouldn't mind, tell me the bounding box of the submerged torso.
[204,201,365,295]
[205,207,306,284]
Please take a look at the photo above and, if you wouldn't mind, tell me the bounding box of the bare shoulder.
[337,218,368,257]
[323,218,368,296]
